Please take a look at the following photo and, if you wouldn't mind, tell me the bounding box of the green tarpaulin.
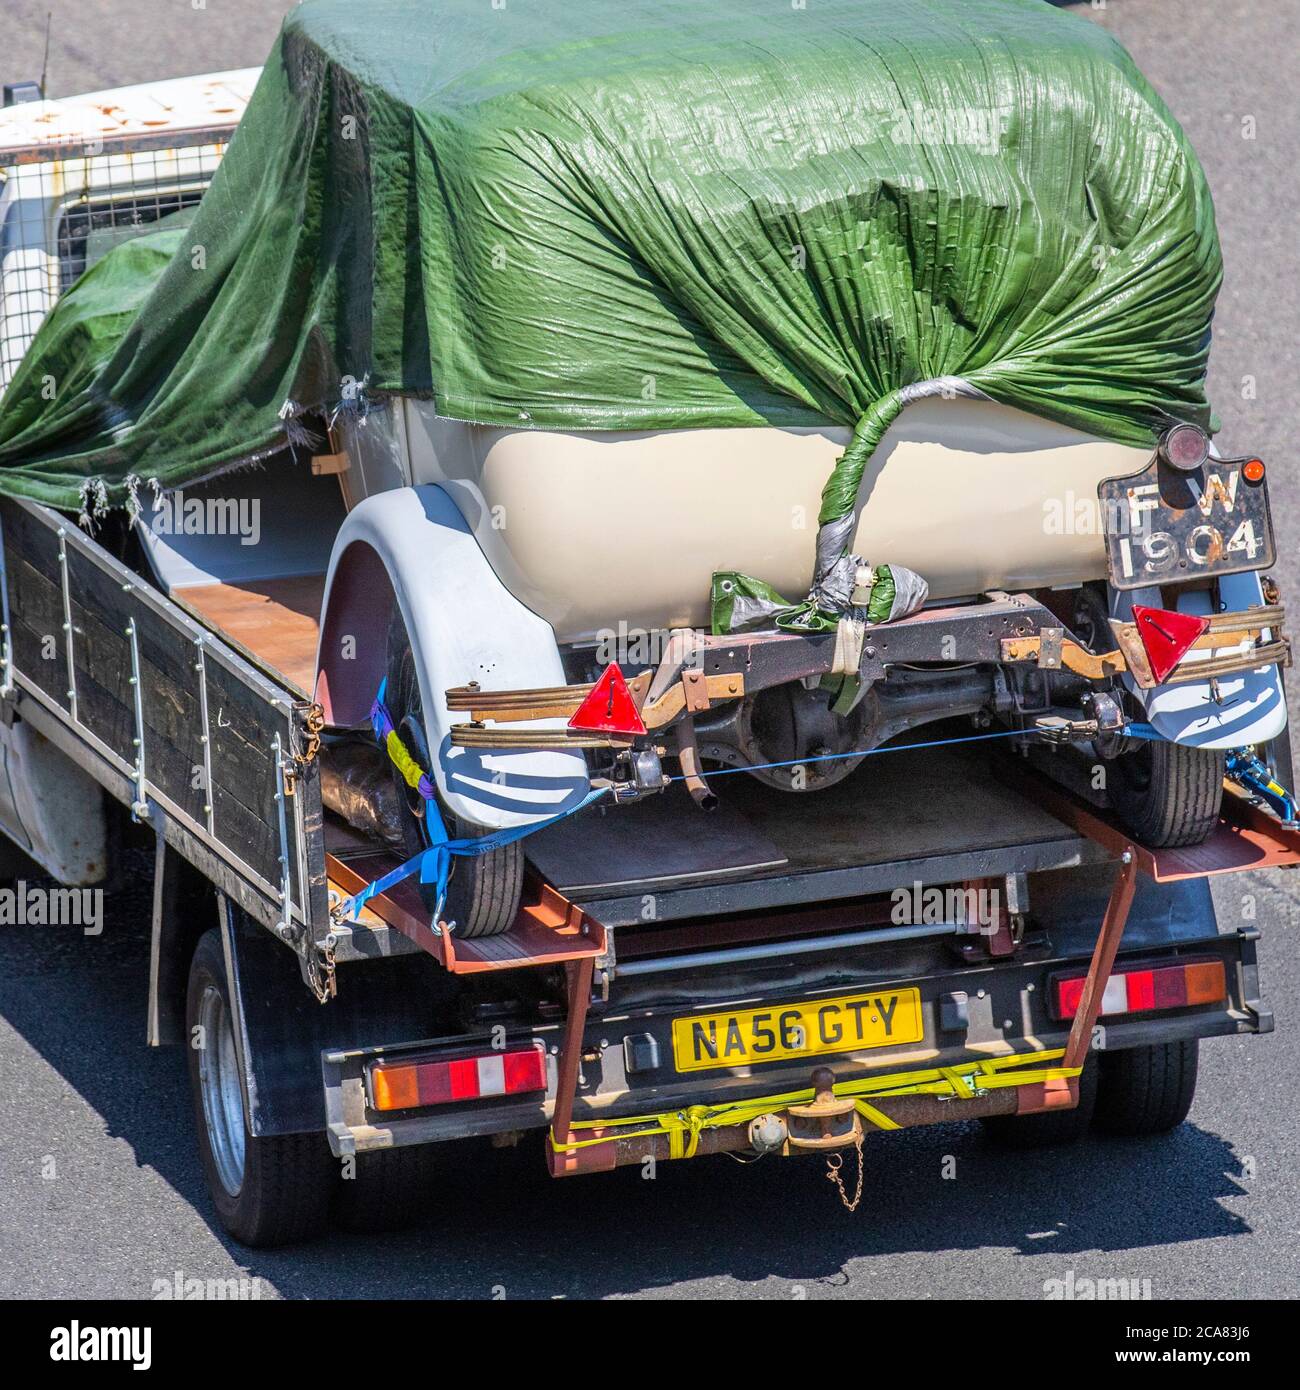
[0,0,1220,610]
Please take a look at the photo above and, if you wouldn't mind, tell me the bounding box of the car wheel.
[383,611,523,937]
[1094,1040,1198,1136]
[979,1059,1098,1149]
[1108,738,1224,848]
[1073,584,1224,847]
[186,929,334,1247]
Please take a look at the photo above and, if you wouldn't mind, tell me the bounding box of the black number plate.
[1098,454,1275,591]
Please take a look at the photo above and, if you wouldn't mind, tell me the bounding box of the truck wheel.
[1108,740,1224,848]
[1094,1040,1198,1136]
[185,930,334,1247]
[979,1059,1098,1149]
[333,1145,439,1233]
[384,613,523,937]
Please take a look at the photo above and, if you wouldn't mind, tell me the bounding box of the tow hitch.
[785,1067,863,1152]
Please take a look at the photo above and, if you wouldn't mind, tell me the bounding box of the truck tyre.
[979,1059,1098,1149]
[1108,739,1224,848]
[1093,1040,1199,1136]
[185,930,334,1247]
[384,612,523,937]
[333,1145,439,1233]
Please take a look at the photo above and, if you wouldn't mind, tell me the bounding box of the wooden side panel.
[2,504,71,709]
[204,656,295,895]
[65,547,212,833]
[0,497,327,934]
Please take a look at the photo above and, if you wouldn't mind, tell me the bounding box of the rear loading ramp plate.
[326,847,606,974]
[1010,766,1300,882]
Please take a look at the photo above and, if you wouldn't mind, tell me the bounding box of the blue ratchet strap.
[334,681,607,923]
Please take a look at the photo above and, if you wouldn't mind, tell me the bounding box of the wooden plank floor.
[174,575,324,694]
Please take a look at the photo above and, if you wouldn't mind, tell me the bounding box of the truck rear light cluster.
[369,1043,548,1112]
[1052,960,1225,1021]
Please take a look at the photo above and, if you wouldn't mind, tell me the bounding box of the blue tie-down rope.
[331,685,1228,930]
[332,684,1050,929]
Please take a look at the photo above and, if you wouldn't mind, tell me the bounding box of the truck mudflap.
[0,497,332,989]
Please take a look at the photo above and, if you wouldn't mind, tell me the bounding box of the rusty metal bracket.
[786,1066,863,1152]
[1037,626,1064,670]
[1064,851,1139,1071]
[681,667,711,714]
[548,955,596,1173]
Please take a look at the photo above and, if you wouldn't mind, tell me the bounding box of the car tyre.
[1108,738,1224,848]
[384,611,523,937]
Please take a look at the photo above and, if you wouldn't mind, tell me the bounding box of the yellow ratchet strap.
[550,1048,1081,1157]
[385,728,426,794]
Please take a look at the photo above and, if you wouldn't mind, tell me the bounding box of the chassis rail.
[445,593,1287,749]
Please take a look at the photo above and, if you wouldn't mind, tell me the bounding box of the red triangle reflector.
[567,663,646,736]
[1131,604,1209,684]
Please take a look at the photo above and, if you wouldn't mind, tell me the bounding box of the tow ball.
[783,1067,862,1152]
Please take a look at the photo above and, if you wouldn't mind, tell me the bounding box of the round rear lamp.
[1161,423,1210,472]
[1243,457,1266,484]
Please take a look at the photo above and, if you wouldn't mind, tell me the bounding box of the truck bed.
[527,742,1109,926]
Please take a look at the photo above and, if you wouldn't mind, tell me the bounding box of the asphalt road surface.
[2,0,1299,1300]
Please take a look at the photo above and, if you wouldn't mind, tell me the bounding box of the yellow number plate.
[671,988,923,1073]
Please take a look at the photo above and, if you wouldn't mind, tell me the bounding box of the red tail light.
[370,1043,548,1112]
[567,662,646,736]
[1130,604,1209,683]
[1052,960,1225,1021]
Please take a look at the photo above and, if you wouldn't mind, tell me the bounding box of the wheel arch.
[315,485,589,830]
[1112,571,1287,749]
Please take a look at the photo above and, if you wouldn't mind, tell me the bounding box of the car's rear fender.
[1112,569,1287,749]
[315,485,590,831]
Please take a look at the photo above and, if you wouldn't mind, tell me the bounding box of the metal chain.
[825,1129,865,1212]
[297,702,325,767]
[285,702,325,798]
[306,934,338,1004]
